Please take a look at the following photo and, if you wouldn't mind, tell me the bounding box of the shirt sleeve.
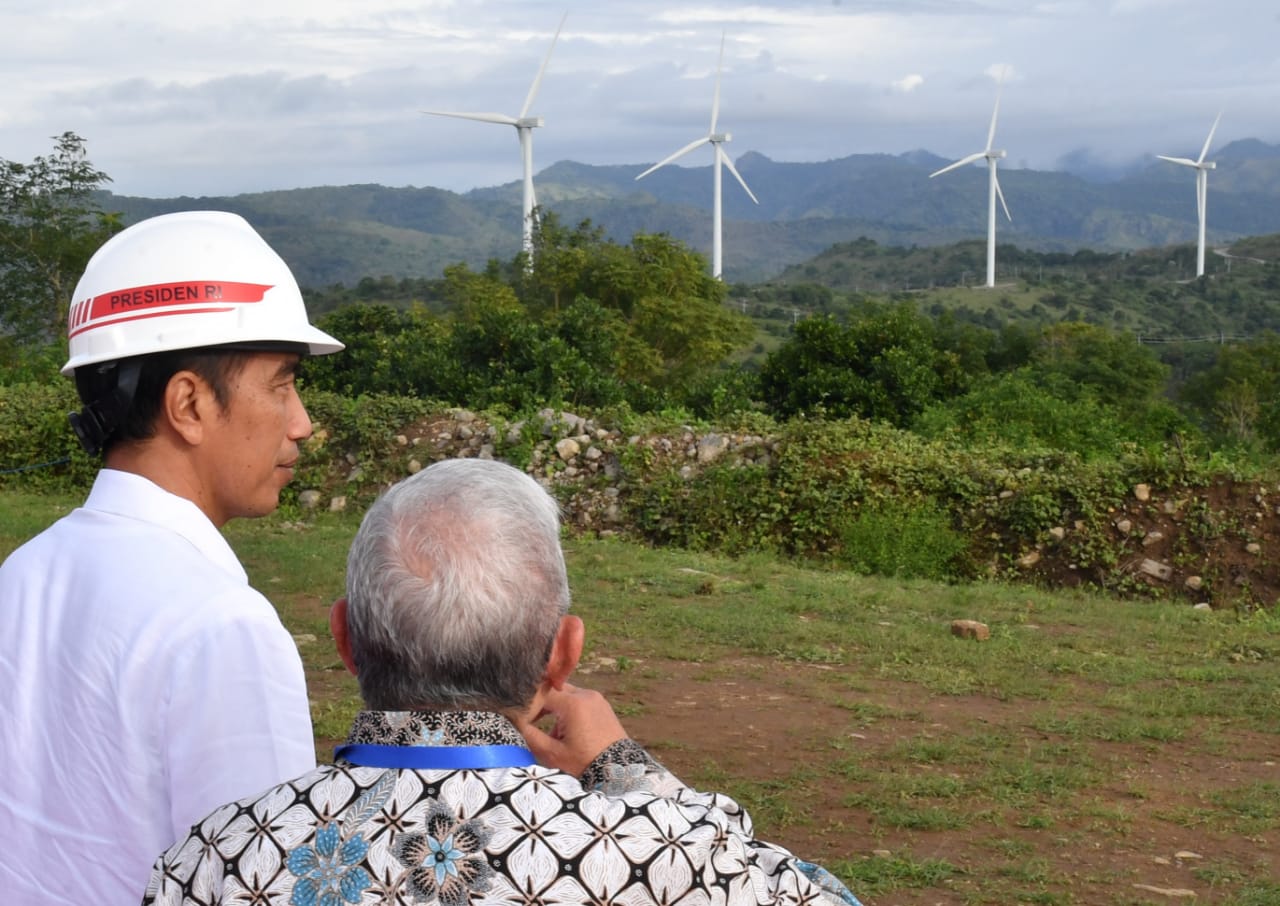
[579,739,865,905]
[160,590,316,840]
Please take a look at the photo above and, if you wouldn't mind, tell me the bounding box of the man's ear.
[330,597,359,677]
[544,614,584,691]
[162,370,215,446]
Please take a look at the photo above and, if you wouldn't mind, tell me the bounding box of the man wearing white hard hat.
[0,211,344,904]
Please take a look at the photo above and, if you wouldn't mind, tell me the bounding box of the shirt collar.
[346,710,527,749]
[83,469,248,582]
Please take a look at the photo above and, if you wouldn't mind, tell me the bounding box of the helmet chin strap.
[68,361,142,456]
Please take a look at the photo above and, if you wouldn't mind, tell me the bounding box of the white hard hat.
[63,210,343,374]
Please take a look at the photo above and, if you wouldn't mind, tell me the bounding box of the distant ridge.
[99,139,1280,286]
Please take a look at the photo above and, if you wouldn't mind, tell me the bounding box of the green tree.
[758,306,966,425]
[1180,333,1280,450]
[0,132,120,343]
[1032,322,1168,412]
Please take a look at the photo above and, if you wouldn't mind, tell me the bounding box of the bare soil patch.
[578,656,1279,905]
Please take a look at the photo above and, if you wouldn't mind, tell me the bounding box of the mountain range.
[102,138,1280,287]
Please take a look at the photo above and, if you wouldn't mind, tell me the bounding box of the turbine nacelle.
[516,117,545,129]
[989,149,1007,160]
[710,132,732,143]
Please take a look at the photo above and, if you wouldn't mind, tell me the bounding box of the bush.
[838,498,970,580]
[0,381,98,492]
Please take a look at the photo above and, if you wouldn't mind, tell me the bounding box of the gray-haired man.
[144,458,863,906]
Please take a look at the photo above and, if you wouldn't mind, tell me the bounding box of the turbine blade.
[635,136,712,180]
[720,147,760,204]
[1197,111,1222,165]
[994,169,1012,221]
[520,11,567,119]
[930,151,986,178]
[710,32,726,134]
[988,88,998,152]
[1157,154,1198,168]
[423,110,519,127]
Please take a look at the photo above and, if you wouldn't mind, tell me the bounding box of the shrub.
[0,381,98,492]
[838,498,970,581]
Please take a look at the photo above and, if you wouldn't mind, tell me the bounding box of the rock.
[1185,575,1203,591]
[1134,483,1151,502]
[872,850,892,859]
[1142,531,1164,547]
[291,633,317,647]
[1174,851,1203,861]
[697,433,731,464]
[457,424,474,440]
[478,445,495,460]
[555,438,581,461]
[1131,884,1196,898]
[329,496,347,513]
[394,434,408,446]
[1194,602,1212,610]
[1048,526,1066,542]
[407,459,422,474]
[1018,550,1041,568]
[1138,559,1173,581]
[1246,542,1262,555]
[1116,519,1133,534]
[297,490,322,510]
[584,446,604,462]
[951,619,991,640]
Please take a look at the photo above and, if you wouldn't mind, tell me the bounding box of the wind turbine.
[635,34,758,279]
[423,13,566,260]
[1158,112,1221,278]
[929,75,1011,288]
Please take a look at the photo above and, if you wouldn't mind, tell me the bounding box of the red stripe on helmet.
[68,306,237,339]
[68,281,274,334]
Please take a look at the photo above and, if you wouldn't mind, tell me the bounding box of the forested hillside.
[89,138,1280,286]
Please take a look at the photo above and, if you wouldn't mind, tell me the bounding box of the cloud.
[891,73,924,93]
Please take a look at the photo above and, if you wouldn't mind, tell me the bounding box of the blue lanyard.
[335,744,537,770]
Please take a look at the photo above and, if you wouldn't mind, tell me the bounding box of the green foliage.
[1180,332,1280,450]
[0,340,64,386]
[914,369,1190,459]
[288,390,433,500]
[758,304,971,424]
[0,380,98,491]
[1032,321,1169,411]
[0,132,120,341]
[305,215,753,413]
[838,497,970,580]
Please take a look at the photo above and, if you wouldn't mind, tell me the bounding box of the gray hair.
[344,458,571,711]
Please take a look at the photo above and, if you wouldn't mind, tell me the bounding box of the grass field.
[4,490,1278,905]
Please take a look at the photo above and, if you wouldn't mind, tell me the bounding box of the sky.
[2,1,1277,199]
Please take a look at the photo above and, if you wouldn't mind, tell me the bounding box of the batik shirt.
[143,710,863,906]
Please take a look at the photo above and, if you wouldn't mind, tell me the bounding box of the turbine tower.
[423,13,566,260]
[929,77,1011,288]
[1158,112,1221,278]
[635,33,758,279]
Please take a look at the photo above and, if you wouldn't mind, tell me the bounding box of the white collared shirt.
[0,469,316,904]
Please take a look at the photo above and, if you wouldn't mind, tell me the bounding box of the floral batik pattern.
[143,709,863,906]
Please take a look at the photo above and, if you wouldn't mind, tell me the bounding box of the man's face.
[200,351,312,526]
